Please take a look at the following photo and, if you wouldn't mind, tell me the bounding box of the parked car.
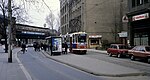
[107,44,129,58]
[128,46,150,63]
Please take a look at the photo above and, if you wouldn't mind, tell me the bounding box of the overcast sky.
[14,0,60,30]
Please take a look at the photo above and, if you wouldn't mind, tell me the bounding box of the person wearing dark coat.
[43,43,47,51]
[62,43,65,54]
[33,42,37,51]
[21,43,26,54]
[64,42,68,54]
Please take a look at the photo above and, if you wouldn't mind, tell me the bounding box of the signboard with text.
[118,32,127,37]
[132,13,149,21]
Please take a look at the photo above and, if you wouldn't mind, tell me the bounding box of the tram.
[67,32,87,54]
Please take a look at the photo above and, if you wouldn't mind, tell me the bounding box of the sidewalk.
[0,45,27,80]
[43,50,146,77]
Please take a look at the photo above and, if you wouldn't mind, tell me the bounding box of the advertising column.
[51,36,62,55]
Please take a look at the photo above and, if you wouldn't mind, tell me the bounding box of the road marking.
[14,50,33,80]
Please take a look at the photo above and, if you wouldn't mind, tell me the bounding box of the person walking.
[43,43,47,51]
[62,43,65,54]
[21,43,26,54]
[37,43,40,51]
[64,42,68,54]
[33,42,37,51]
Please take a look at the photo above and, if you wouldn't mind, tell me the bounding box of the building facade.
[60,0,128,48]
[60,0,70,35]
[128,0,150,46]
[83,0,128,48]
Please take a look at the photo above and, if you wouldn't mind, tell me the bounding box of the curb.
[87,49,107,54]
[41,51,147,77]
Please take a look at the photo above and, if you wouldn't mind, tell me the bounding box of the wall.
[84,0,128,44]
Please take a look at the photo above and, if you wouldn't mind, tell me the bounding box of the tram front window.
[78,36,86,42]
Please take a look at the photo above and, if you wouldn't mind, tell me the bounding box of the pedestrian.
[43,43,47,51]
[62,43,65,54]
[64,42,68,54]
[33,42,37,51]
[21,43,26,54]
[40,43,44,50]
[37,43,40,51]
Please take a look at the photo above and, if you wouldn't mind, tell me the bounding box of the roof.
[16,23,50,29]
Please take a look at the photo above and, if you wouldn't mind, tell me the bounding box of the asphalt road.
[17,48,105,80]
[85,51,150,75]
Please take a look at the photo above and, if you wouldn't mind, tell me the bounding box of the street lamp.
[8,0,12,63]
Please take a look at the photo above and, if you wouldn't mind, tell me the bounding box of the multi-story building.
[60,0,128,48]
[128,0,150,46]
[60,0,70,35]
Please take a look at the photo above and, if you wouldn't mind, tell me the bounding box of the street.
[1,0,150,80]
[17,47,104,80]
[0,45,149,80]
[16,47,150,80]
[86,51,150,75]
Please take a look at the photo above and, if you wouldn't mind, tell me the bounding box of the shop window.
[134,33,148,46]
[141,37,148,45]
[90,39,99,45]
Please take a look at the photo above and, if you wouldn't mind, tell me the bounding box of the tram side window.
[72,35,77,43]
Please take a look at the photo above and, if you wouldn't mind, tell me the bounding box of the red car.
[107,44,129,58]
[128,46,150,63]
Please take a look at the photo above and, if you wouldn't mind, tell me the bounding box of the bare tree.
[12,0,32,23]
[0,0,52,52]
[0,0,9,53]
[0,0,30,53]
[55,12,60,31]
[45,11,56,31]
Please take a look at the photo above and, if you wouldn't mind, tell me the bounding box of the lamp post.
[8,0,12,63]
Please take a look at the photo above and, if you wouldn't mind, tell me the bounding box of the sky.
[14,0,60,30]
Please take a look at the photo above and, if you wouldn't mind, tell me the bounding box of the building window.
[137,0,143,6]
[144,0,149,3]
[132,0,136,7]
[132,0,149,7]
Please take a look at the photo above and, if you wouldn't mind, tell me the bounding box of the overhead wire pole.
[8,0,12,63]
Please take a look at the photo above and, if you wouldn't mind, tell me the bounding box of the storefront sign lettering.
[132,13,149,21]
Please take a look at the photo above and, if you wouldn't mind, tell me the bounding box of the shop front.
[88,35,102,49]
[118,32,128,45]
[129,12,150,46]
